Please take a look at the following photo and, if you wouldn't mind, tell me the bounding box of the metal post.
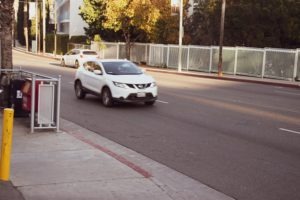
[187,46,190,71]
[0,40,1,68]
[166,45,170,68]
[42,0,46,55]
[54,1,57,57]
[0,109,14,181]
[35,0,38,53]
[31,75,36,133]
[149,44,152,66]
[56,75,61,132]
[178,0,184,72]
[218,0,226,77]
[209,47,213,73]
[262,49,266,78]
[234,47,238,75]
[293,50,299,81]
[117,43,120,59]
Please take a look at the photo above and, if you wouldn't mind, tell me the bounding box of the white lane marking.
[157,100,169,104]
[275,90,300,96]
[279,128,300,135]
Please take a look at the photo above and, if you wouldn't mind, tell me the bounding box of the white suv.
[61,49,99,68]
[74,59,158,107]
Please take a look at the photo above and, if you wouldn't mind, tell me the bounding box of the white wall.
[69,0,87,36]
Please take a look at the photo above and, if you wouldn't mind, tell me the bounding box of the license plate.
[137,92,146,97]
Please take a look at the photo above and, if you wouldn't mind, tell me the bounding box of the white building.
[172,0,200,16]
[188,0,200,16]
[55,0,87,36]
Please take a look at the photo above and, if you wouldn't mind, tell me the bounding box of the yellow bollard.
[0,108,14,181]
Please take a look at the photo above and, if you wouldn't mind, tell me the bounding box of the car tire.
[75,60,79,69]
[75,81,86,99]
[102,88,113,107]
[61,59,65,67]
[145,100,155,106]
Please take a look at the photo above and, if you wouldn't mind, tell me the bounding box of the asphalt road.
[13,50,300,200]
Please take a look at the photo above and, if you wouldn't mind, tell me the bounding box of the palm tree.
[0,0,15,107]
[0,0,15,69]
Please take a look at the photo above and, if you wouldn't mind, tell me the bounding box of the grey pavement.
[0,115,235,200]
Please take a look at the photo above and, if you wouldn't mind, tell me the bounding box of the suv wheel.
[102,88,113,107]
[75,60,79,68]
[61,59,65,67]
[75,81,86,99]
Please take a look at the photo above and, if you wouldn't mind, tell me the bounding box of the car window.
[66,50,72,55]
[82,51,98,55]
[94,64,101,71]
[74,50,80,55]
[102,61,142,75]
[83,61,94,72]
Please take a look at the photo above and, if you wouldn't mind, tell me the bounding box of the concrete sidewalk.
[0,115,235,200]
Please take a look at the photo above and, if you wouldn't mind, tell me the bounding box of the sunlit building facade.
[55,0,87,36]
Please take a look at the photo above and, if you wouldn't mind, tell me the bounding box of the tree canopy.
[80,0,300,49]
[187,0,300,48]
[80,0,161,58]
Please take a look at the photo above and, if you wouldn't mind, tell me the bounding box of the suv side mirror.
[94,70,102,75]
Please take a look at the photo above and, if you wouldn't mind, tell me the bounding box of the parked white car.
[74,59,158,107]
[61,49,99,68]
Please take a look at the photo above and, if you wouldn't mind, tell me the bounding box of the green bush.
[69,35,90,44]
[46,34,69,55]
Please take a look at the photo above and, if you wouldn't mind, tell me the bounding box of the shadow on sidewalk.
[0,180,25,200]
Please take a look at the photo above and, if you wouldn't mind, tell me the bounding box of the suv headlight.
[113,81,129,89]
[150,82,157,87]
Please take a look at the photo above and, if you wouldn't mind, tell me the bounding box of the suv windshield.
[82,51,98,55]
[102,61,142,75]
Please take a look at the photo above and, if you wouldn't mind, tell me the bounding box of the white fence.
[74,42,300,81]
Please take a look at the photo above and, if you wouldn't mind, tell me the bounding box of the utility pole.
[218,0,226,77]
[54,1,57,57]
[178,0,184,72]
[42,0,46,54]
[24,0,29,51]
[35,0,38,53]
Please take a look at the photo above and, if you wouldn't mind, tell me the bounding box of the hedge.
[46,34,69,55]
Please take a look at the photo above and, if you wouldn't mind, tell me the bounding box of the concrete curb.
[143,67,300,89]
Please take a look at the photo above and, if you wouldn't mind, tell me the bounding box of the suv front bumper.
[111,86,158,103]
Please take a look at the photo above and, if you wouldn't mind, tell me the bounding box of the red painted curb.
[63,130,152,179]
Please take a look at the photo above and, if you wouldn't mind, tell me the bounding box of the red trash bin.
[21,79,41,112]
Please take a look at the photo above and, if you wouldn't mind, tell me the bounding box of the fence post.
[161,45,164,68]
[116,43,120,59]
[166,45,170,68]
[234,47,238,75]
[56,75,61,132]
[31,74,36,133]
[144,44,147,64]
[293,49,299,81]
[187,46,190,71]
[0,108,14,181]
[209,47,213,73]
[149,44,152,66]
[261,49,266,78]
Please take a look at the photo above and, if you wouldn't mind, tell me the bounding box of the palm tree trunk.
[0,1,14,108]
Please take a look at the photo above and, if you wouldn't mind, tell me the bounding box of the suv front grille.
[126,83,151,89]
